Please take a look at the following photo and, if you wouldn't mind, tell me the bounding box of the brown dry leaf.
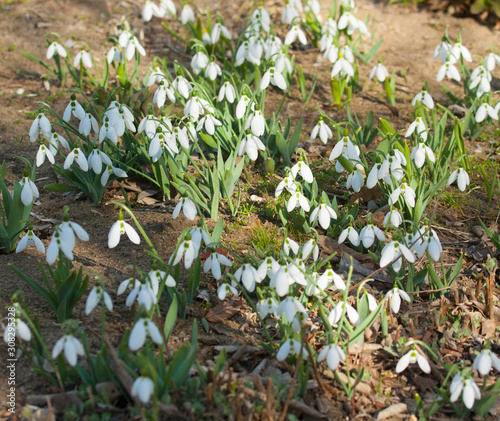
[482,319,499,338]
[206,299,241,323]
[318,235,372,263]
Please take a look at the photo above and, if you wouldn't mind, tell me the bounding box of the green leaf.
[379,118,395,136]
[164,294,178,343]
[44,183,80,192]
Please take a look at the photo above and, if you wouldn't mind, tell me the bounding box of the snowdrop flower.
[107,46,121,64]
[142,0,161,21]
[310,199,337,230]
[302,238,319,261]
[29,113,51,143]
[328,132,359,167]
[450,370,481,409]
[383,207,403,228]
[52,333,84,366]
[436,58,460,82]
[148,267,176,294]
[411,140,435,168]
[381,154,404,184]
[129,317,163,351]
[204,251,232,280]
[16,228,45,253]
[73,49,92,69]
[138,113,159,140]
[284,24,307,45]
[329,301,359,325]
[346,169,364,192]
[108,210,140,248]
[204,61,222,81]
[282,2,299,24]
[473,346,500,376]
[236,93,251,119]
[217,280,239,300]
[396,347,431,374]
[63,96,85,122]
[261,61,287,90]
[235,40,260,66]
[418,226,442,262]
[275,171,296,197]
[153,80,176,107]
[197,113,222,135]
[184,94,210,121]
[331,54,354,80]
[172,72,191,99]
[447,167,470,192]
[451,41,472,62]
[47,225,74,264]
[469,66,491,97]
[291,158,314,183]
[118,30,146,61]
[485,52,500,71]
[79,113,99,136]
[257,255,280,279]
[191,51,209,74]
[277,338,304,361]
[99,117,118,144]
[158,0,176,17]
[36,144,54,167]
[366,163,385,189]
[406,232,426,259]
[238,130,265,161]
[318,344,346,370]
[132,375,154,404]
[283,237,300,256]
[64,148,88,171]
[234,263,264,292]
[380,240,415,272]
[244,105,266,137]
[105,102,136,135]
[475,102,498,123]
[172,233,198,269]
[433,39,453,63]
[405,116,426,139]
[310,117,333,144]
[369,62,389,82]
[181,3,195,24]
[359,223,385,248]
[385,287,411,313]
[172,197,197,220]
[270,264,298,296]
[46,41,67,59]
[87,149,112,174]
[389,182,416,208]
[218,81,236,103]
[257,297,279,319]
[338,226,360,247]
[125,280,157,311]
[337,12,358,35]
[211,22,231,44]
[3,306,31,343]
[412,89,434,109]
[85,284,113,315]
[59,208,89,250]
[287,190,310,212]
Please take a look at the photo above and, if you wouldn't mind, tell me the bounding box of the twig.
[278,334,304,421]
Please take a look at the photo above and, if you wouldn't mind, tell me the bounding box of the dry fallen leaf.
[206,299,241,323]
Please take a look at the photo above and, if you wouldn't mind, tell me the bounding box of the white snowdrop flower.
[87,149,112,174]
[60,211,89,249]
[234,263,264,292]
[447,167,470,192]
[366,163,384,189]
[433,40,453,62]
[287,190,310,212]
[108,211,140,248]
[485,52,500,72]
[46,41,67,59]
[256,297,279,319]
[3,307,31,343]
[380,241,415,272]
[125,280,157,311]
[310,118,332,144]
[331,55,354,80]
[172,73,191,99]
[363,290,378,311]
[105,101,136,135]
[302,238,319,261]
[217,281,239,300]
[46,226,74,264]
[405,116,427,139]
[310,199,337,230]
[181,3,195,24]
[275,171,296,198]
[277,296,307,324]
[235,40,261,66]
[172,234,198,269]
[265,35,283,59]
[204,61,222,81]
[383,208,403,228]
[52,334,84,366]
[469,66,491,97]
[412,89,434,109]
[142,0,161,21]
[338,226,360,247]
[277,338,304,361]
[132,376,154,404]
[261,61,287,91]
[147,268,176,294]
[385,287,411,314]
[436,58,461,82]
[337,12,359,35]
[73,49,92,69]
[101,164,127,187]
[406,232,426,259]
[323,41,339,63]
[328,133,359,165]
[196,113,222,135]
[29,113,51,143]
[158,0,177,17]
[328,301,359,325]
[284,24,307,45]
[63,97,85,122]
[16,228,45,254]
[172,197,197,220]
[218,81,236,103]
[257,256,280,279]
[238,131,265,161]
[318,344,346,371]
[418,226,442,262]
[211,22,231,44]
[411,140,435,169]
[244,105,265,137]
[118,30,146,61]
[281,3,299,24]
[450,370,481,409]
[79,113,99,136]
[291,159,314,183]
[305,272,324,296]
[36,144,55,167]
[369,63,389,82]
[251,6,271,32]
[190,51,209,74]
[184,94,210,122]
[85,284,113,315]
[107,46,121,64]
[236,94,251,119]
[346,169,364,192]
[269,264,296,296]
[475,103,498,123]
[129,318,163,351]
[204,251,232,280]
[473,347,500,376]
[117,277,138,297]
[64,148,88,171]
[381,155,404,184]
[283,237,300,256]
[396,347,431,374]
[99,117,118,144]
[138,113,159,140]
[359,224,385,248]
[450,42,472,62]
[153,80,176,107]
[389,183,416,208]
[171,125,190,149]
[47,130,68,155]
